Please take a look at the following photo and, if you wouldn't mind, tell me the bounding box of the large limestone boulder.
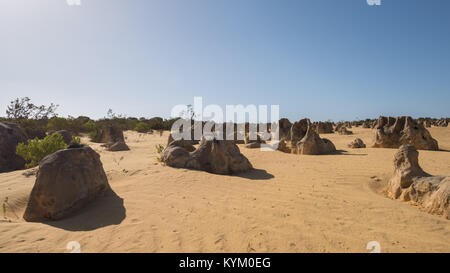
[0,122,27,173]
[387,145,449,219]
[276,139,291,153]
[373,116,438,150]
[162,138,253,175]
[99,126,125,143]
[167,134,196,152]
[292,127,336,155]
[166,139,196,152]
[23,146,111,222]
[106,141,130,152]
[97,126,131,151]
[274,118,336,155]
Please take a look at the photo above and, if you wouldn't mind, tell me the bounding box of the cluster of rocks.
[0,122,27,173]
[335,122,352,130]
[162,137,253,175]
[386,145,449,220]
[335,123,353,135]
[361,120,377,129]
[372,116,439,150]
[275,118,336,155]
[418,118,448,128]
[422,120,432,128]
[168,120,276,148]
[99,126,130,151]
[435,119,449,127]
[23,145,111,221]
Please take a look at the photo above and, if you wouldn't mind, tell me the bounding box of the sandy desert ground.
[0,127,449,253]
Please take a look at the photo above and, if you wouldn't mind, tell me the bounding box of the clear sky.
[1,0,449,122]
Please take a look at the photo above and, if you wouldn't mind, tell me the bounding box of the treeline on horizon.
[0,97,180,141]
[1,97,448,141]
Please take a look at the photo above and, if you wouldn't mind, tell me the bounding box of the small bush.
[155,144,165,154]
[88,127,102,142]
[135,122,151,133]
[70,135,81,145]
[83,120,97,132]
[16,133,68,168]
[155,144,165,163]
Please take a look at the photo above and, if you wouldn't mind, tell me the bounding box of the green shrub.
[155,144,165,163]
[135,122,151,133]
[83,120,97,132]
[47,117,70,132]
[155,144,165,154]
[84,121,102,142]
[71,135,82,145]
[89,127,102,142]
[18,119,47,139]
[16,133,68,168]
[148,117,164,130]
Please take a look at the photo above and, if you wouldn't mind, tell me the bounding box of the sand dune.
[0,127,449,253]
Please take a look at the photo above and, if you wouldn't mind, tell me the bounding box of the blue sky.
[1,0,449,121]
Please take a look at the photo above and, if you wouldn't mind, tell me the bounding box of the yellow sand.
[0,127,449,253]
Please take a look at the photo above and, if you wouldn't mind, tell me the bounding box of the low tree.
[6,97,58,120]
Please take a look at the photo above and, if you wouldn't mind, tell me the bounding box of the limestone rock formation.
[162,138,253,175]
[436,119,448,127]
[274,118,336,155]
[0,122,27,173]
[290,119,309,144]
[335,123,352,132]
[23,146,111,221]
[373,116,438,150]
[166,139,196,152]
[337,127,353,135]
[107,141,130,152]
[292,128,336,155]
[348,138,366,148]
[314,122,334,134]
[387,145,449,219]
[99,126,125,144]
[277,118,293,141]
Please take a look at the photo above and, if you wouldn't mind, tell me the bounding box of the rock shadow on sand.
[235,168,275,180]
[45,190,126,231]
[333,150,368,156]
